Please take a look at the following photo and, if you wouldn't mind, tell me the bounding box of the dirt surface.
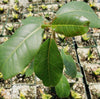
[36,82,86,99]
[75,35,95,47]
[0,0,100,99]
[89,84,100,99]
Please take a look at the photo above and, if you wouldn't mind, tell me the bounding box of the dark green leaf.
[25,61,34,77]
[56,1,100,28]
[22,16,44,25]
[0,24,44,79]
[55,74,70,98]
[33,38,63,87]
[61,50,77,78]
[52,14,89,37]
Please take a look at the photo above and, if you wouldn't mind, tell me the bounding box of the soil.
[11,73,35,84]
[0,88,11,99]
[97,46,100,55]
[92,32,100,46]
[75,35,96,47]
[85,70,100,83]
[0,78,12,88]
[0,4,9,15]
[0,73,36,90]
[0,37,9,44]
[57,37,74,47]
[0,14,7,23]
[36,82,86,99]
[78,47,100,64]
[11,84,36,99]
[4,23,21,35]
[89,84,100,99]
[83,63,100,83]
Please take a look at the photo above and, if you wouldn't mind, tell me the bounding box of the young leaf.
[56,1,100,28]
[93,68,100,76]
[82,33,90,41]
[55,74,70,98]
[52,14,89,37]
[42,93,52,99]
[61,50,77,78]
[25,61,34,77]
[33,38,63,87]
[22,16,44,25]
[0,24,44,79]
[71,90,82,99]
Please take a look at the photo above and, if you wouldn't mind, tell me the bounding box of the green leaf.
[71,90,82,99]
[33,38,63,87]
[61,50,77,78]
[76,72,83,78]
[42,93,52,99]
[52,14,89,37]
[22,16,44,25]
[56,1,100,28]
[82,33,90,41]
[55,75,70,98]
[25,61,34,77]
[0,24,44,79]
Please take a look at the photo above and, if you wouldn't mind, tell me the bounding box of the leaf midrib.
[2,26,41,68]
[47,38,52,84]
[57,10,94,16]
[43,24,88,28]
[51,24,88,27]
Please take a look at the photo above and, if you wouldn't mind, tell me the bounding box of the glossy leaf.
[56,1,100,28]
[22,16,44,25]
[0,24,44,79]
[52,14,89,37]
[33,38,63,87]
[25,61,34,77]
[55,75,70,98]
[61,50,77,78]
